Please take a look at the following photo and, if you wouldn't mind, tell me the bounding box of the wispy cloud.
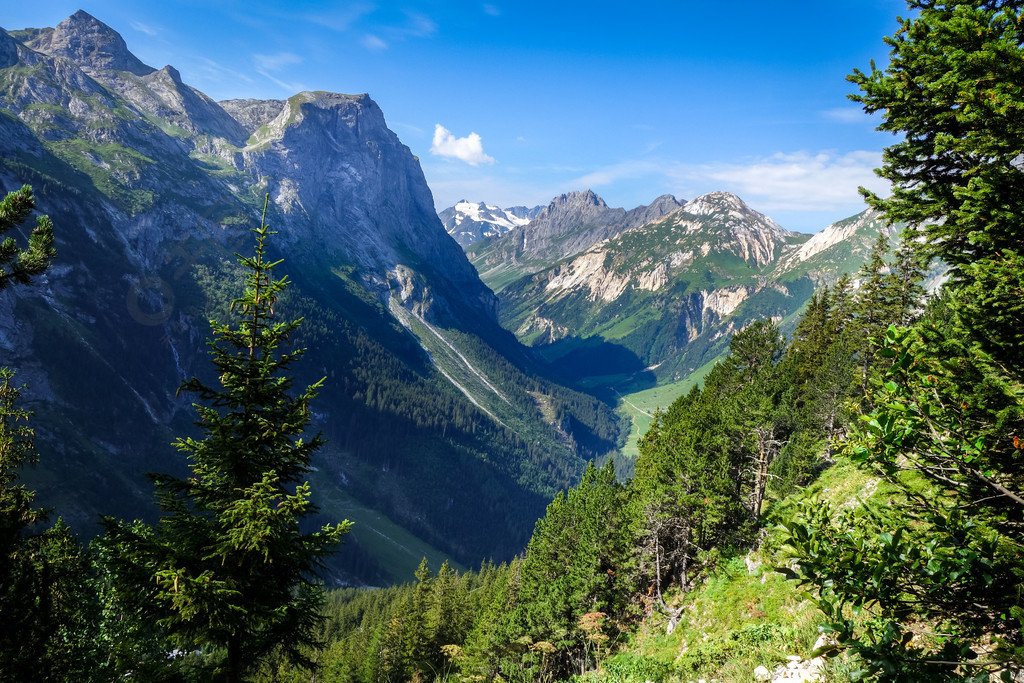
[195,57,256,85]
[697,151,887,211]
[482,4,501,16]
[391,121,425,138]
[130,21,157,36]
[370,11,438,48]
[431,125,496,166]
[304,4,375,32]
[397,12,437,38]
[569,160,666,189]
[823,106,869,124]
[255,69,306,95]
[562,151,886,214]
[253,52,302,72]
[362,34,388,51]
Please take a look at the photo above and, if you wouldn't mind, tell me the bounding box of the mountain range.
[2,10,906,588]
[452,189,897,391]
[0,11,620,585]
[439,200,541,247]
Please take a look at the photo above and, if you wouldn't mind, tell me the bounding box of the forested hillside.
[0,11,621,586]
[0,0,1021,681]
[277,1,1024,680]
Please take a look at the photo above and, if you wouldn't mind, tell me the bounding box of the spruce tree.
[0,186,96,679]
[104,196,350,681]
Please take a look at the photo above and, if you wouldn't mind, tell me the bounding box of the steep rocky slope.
[466,191,684,291]
[497,193,897,388]
[0,11,618,584]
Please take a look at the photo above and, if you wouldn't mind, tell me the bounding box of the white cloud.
[569,160,665,189]
[482,4,501,16]
[392,122,425,137]
[697,151,887,211]
[557,150,888,220]
[253,52,302,72]
[430,125,496,166]
[130,21,157,36]
[194,57,256,86]
[399,12,437,38]
[362,34,388,51]
[255,68,307,95]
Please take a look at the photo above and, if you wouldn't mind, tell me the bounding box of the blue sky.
[5,1,908,233]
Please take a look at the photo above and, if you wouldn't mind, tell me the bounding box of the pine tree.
[0,187,93,679]
[850,1,1024,272]
[103,196,350,681]
[887,234,928,327]
[0,185,56,291]
[852,232,897,390]
[406,558,435,676]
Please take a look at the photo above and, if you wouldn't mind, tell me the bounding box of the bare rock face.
[2,11,572,584]
[0,27,20,69]
[232,91,496,320]
[6,12,495,326]
[467,190,684,284]
[21,10,155,77]
[218,98,287,134]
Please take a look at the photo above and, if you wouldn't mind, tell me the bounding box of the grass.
[45,137,156,213]
[577,457,885,682]
[614,357,719,460]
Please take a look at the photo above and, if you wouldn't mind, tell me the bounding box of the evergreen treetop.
[104,195,351,681]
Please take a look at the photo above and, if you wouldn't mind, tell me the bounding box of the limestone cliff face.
[6,12,495,326]
[1,12,543,578]
[496,191,814,379]
[467,190,684,287]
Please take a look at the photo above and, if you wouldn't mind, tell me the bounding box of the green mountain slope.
[494,193,902,396]
[0,12,620,585]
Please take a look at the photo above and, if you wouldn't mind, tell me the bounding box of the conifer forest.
[1,1,1022,681]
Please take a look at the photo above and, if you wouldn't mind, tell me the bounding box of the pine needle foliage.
[0,184,56,291]
[104,195,350,682]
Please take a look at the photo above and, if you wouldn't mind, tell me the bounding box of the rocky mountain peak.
[161,64,182,84]
[440,200,537,247]
[624,194,684,227]
[682,191,750,216]
[544,189,606,212]
[25,10,154,76]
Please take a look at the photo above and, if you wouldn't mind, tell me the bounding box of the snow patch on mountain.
[440,200,540,247]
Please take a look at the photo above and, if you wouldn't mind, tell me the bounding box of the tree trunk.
[226,634,242,683]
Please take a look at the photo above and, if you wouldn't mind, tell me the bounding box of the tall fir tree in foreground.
[104,196,350,682]
[785,1,1024,679]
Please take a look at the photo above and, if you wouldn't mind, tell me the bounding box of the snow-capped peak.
[440,200,541,247]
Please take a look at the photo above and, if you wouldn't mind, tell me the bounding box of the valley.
[3,4,1019,681]
[0,10,906,583]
